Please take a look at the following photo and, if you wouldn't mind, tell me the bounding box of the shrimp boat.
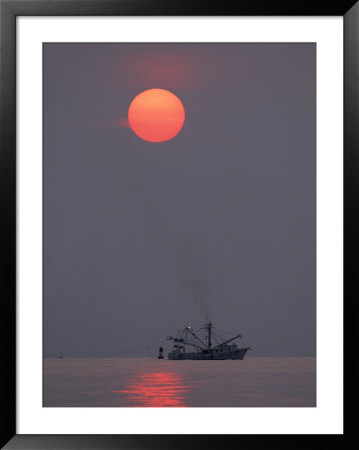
[166,321,251,360]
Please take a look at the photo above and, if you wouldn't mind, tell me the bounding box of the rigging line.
[212,330,225,341]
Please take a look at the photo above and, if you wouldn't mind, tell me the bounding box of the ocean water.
[43,357,316,407]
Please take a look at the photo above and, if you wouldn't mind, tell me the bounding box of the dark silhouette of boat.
[167,321,251,360]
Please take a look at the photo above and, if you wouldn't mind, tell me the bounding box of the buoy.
[158,346,164,359]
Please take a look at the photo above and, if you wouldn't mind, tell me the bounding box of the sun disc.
[128,89,185,142]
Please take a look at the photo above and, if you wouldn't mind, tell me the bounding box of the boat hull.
[168,347,250,360]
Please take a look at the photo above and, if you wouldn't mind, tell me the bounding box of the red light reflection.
[112,372,190,407]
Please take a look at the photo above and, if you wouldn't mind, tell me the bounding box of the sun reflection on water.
[112,372,191,407]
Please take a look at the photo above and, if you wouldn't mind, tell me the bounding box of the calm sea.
[43,357,316,407]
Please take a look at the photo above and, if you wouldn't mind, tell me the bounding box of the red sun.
[128,89,185,143]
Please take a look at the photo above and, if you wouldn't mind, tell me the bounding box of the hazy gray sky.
[43,43,316,357]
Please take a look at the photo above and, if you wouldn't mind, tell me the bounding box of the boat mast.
[205,305,212,351]
[207,321,212,351]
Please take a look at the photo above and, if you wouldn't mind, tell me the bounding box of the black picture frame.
[1,1,356,448]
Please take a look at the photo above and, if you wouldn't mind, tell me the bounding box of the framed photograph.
[1,1,356,448]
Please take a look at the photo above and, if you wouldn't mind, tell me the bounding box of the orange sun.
[128,89,185,143]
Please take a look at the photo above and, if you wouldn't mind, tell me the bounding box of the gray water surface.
[43,357,316,407]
